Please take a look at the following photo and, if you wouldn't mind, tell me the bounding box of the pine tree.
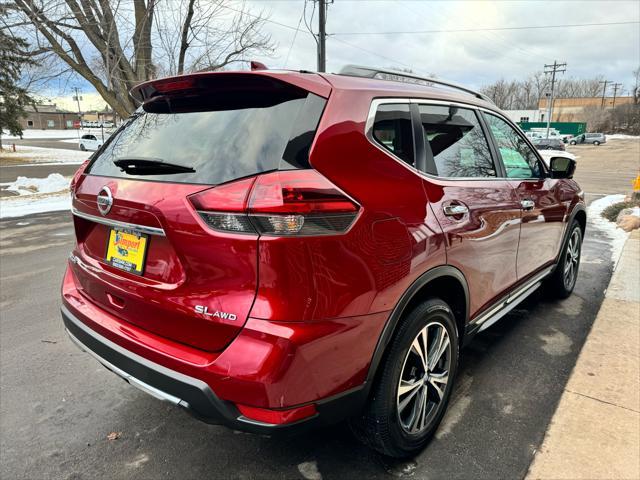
[0,16,35,150]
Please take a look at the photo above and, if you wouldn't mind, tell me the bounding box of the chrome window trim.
[365,98,505,182]
[72,207,166,236]
[365,97,551,183]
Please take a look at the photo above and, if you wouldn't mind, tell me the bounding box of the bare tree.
[8,0,274,118]
[481,72,609,110]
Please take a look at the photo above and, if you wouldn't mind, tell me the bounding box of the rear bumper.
[62,305,366,434]
[61,264,387,434]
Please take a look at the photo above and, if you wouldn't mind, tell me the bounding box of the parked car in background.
[62,65,586,458]
[569,133,606,145]
[532,138,566,151]
[525,131,543,140]
[79,133,102,151]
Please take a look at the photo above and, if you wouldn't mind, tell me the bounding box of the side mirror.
[550,156,576,179]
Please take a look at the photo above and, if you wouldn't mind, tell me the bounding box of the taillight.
[188,170,359,236]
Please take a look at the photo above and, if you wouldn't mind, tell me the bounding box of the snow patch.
[297,461,323,480]
[6,174,70,196]
[607,134,640,140]
[1,145,89,164]
[587,194,630,265]
[0,193,70,218]
[1,129,81,139]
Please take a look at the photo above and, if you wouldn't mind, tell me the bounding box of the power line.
[330,21,639,36]
[328,36,415,71]
[283,4,306,68]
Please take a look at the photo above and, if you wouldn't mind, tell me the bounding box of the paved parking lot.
[0,139,637,479]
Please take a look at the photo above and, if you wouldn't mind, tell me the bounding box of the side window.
[372,104,415,166]
[419,105,495,178]
[485,113,542,179]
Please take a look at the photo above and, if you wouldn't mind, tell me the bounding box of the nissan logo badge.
[96,186,113,216]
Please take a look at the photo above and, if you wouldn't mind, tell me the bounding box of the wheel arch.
[365,265,469,385]
[555,202,587,265]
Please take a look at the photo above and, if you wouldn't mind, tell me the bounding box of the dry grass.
[602,200,640,222]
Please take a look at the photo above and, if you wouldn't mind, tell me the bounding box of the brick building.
[19,104,78,130]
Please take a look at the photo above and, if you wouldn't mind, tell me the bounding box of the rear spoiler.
[129,71,331,105]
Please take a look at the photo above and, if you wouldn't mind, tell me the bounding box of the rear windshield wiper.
[113,157,195,175]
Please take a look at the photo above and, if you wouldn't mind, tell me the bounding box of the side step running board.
[472,266,554,332]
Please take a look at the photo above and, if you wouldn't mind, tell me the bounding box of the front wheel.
[545,221,582,298]
[350,299,459,457]
[593,141,600,145]
[79,144,86,151]
[570,140,577,145]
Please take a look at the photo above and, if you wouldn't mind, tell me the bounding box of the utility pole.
[317,0,327,72]
[73,87,83,143]
[599,80,610,108]
[544,60,566,139]
[611,82,623,108]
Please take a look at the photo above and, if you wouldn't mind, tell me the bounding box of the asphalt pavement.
[0,206,615,479]
[6,137,82,151]
[0,163,82,184]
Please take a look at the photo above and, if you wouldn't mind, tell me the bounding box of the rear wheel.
[546,221,582,298]
[350,299,458,457]
[594,141,600,145]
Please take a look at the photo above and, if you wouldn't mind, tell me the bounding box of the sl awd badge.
[195,306,237,321]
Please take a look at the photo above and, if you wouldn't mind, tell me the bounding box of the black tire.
[350,298,459,457]
[546,221,582,299]
[594,141,600,145]
[570,140,577,145]
[79,144,86,151]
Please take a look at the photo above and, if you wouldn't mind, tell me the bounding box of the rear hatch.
[70,72,329,352]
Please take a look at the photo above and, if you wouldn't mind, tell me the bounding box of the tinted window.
[419,105,495,178]
[485,113,542,179]
[372,104,415,166]
[87,93,325,185]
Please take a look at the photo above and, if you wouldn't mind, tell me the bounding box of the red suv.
[62,65,585,457]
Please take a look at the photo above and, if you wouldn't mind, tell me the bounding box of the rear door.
[71,73,327,352]
[415,102,521,318]
[482,112,568,280]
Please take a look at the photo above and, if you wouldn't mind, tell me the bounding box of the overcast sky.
[248,0,639,91]
[43,0,640,108]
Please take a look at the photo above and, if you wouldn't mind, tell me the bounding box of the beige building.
[538,96,635,122]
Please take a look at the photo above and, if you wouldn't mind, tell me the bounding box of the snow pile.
[0,145,88,164]
[5,174,70,195]
[0,174,72,219]
[587,194,629,265]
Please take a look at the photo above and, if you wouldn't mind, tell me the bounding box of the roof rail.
[338,65,494,104]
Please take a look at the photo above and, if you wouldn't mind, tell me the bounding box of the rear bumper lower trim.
[62,304,366,434]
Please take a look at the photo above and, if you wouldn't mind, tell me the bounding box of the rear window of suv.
[87,84,326,185]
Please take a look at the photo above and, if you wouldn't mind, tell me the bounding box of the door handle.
[443,204,469,216]
[520,199,535,211]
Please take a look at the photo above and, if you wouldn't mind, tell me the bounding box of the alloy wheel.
[563,229,581,290]
[396,322,451,434]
